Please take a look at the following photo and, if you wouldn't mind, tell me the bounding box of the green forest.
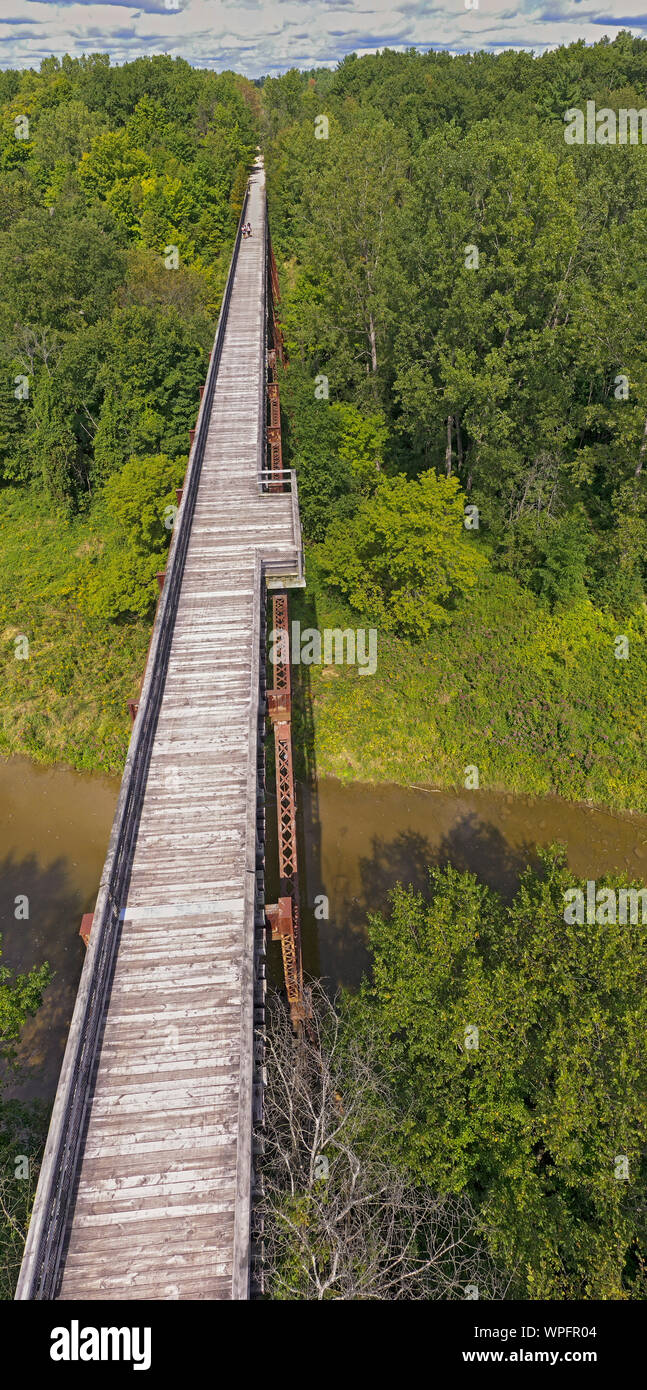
[0,54,257,767]
[265,36,647,810]
[2,35,647,1300]
[1,40,647,806]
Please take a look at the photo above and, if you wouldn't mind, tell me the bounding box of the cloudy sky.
[1,0,644,77]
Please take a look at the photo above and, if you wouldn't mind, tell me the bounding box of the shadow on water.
[297,780,647,994]
[0,756,118,1103]
[299,816,537,993]
[434,815,539,897]
[322,817,538,990]
[355,816,536,915]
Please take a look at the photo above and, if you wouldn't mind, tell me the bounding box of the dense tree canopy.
[319,471,486,637]
[347,850,647,1299]
[0,53,258,510]
[264,35,647,617]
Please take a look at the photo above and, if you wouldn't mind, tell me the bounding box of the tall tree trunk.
[456,412,463,471]
[636,416,647,476]
[368,314,378,375]
[445,415,453,476]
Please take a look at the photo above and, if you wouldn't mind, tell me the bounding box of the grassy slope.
[2,491,646,813]
[292,555,647,814]
[0,486,149,774]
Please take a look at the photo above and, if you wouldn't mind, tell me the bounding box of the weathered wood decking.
[19,163,302,1300]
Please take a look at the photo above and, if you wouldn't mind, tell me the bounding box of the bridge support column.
[265,593,306,1027]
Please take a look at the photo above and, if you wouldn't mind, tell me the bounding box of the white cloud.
[0,0,645,75]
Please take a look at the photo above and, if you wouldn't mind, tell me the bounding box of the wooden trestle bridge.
[16,157,306,1301]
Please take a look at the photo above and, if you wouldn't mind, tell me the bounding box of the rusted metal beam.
[79,913,94,948]
[268,380,280,427]
[265,593,305,1025]
[266,354,283,487]
[267,428,283,488]
[270,595,290,695]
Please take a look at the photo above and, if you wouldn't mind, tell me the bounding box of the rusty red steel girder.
[267,379,283,490]
[265,593,305,1024]
[268,380,281,430]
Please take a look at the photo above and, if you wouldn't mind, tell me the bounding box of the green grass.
[3,490,647,815]
[291,554,647,814]
[0,486,150,774]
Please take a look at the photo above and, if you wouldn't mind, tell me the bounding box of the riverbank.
[0,487,149,775]
[3,495,647,816]
[291,556,647,816]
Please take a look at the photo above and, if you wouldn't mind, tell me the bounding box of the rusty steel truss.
[265,594,306,1025]
[264,240,305,1022]
[267,365,283,490]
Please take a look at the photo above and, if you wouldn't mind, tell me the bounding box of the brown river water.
[3,755,647,1102]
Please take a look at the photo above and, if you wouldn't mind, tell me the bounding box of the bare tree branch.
[255,983,513,1300]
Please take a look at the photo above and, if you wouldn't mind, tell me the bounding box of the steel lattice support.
[265,594,305,1025]
[263,238,301,1021]
[267,380,283,489]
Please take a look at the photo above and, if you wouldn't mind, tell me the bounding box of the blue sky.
[1,1,644,76]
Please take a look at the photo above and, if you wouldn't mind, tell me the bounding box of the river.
[0,757,119,1102]
[3,756,647,1102]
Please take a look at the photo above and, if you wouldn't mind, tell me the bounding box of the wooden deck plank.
[54,162,297,1302]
